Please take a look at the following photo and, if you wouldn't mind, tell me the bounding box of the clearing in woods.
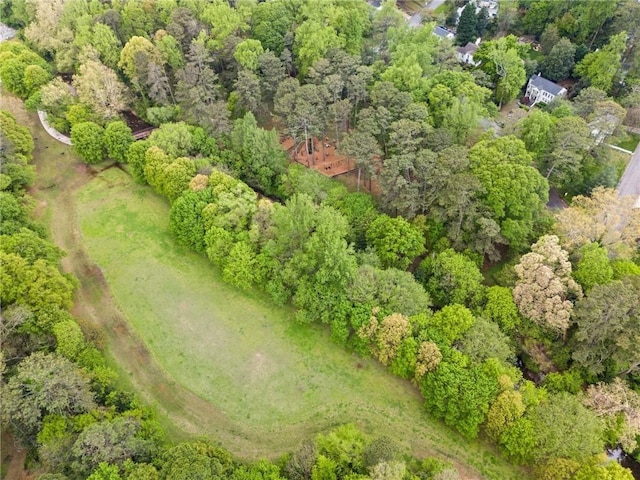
[2,93,529,480]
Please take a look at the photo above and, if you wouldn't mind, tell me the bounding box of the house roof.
[433,26,454,38]
[529,74,565,96]
[456,42,478,55]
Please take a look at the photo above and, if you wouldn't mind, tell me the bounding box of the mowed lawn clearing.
[76,168,527,479]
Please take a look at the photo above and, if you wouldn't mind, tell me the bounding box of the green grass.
[434,3,448,14]
[615,132,640,152]
[75,168,528,479]
[2,91,529,479]
[609,149,632,181]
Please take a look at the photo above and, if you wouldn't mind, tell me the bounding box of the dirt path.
[2,95,529,479]
[1,433,38,480]
[2,95,254,446]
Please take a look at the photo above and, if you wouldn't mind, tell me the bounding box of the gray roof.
[456,42,478,55]
[529,74,565,96]
[433,26,454,38]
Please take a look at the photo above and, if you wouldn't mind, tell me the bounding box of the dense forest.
[1,0,640,479]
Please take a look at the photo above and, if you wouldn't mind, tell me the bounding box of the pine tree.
[457,3,478,46]
[476,6,489,37]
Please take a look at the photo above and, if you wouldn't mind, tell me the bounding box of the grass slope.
[76,168,526,479]
[1,93,528,479]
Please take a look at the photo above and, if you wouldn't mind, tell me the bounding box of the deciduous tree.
[71,122,106,165]
[1,352,95,440]
[458,317,515,364]
[469,136,548,251]
[366,214,425,270]
[583,378,640,453]
[572,279,640,376]
[575,31,627,93]
[414,341,442,381]
[541,38,576,82]
[104,121,133,163]
[555,187,640,258]
[476,36,526,107]
[573,242,613,291]
[419,249,485,308]
[426,304,476,345]
[119,36,161,91]
[530,393,605,462]
[483,286,521,334]
[513,235,583,337]
[542,115,592,189]
[73,60,127,120]
[422,360,500,439]
[293,20,344,76]
[71,417,157,478]
[349,265,432,318]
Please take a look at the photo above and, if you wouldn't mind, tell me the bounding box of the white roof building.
[433,25,455,40]
[525,74,567,106]
[456,41,480,66]
[456,0,498,24]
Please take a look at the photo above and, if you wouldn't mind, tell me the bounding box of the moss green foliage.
[419,249,485,308]
[366,215,426,270]
[483,286,521,334]
[71,122,106,165]
[573,243,614,291]
[0,42,50,99]
[6,0,638,476]
[104,121,134,163]
[75,166,526,478]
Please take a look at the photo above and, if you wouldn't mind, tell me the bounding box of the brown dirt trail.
[1,95,269,453]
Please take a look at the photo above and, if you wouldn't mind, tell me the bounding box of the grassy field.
[75,168,527,479]
[615,132,640,152]
[1,93,529,479]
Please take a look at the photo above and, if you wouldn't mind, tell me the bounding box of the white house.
[456,0,498,24]
[433,25,455,40]
[456,41,480,66]
[525,74,567,105]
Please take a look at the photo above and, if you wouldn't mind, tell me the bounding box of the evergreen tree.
[476,7,489,37]
[457,3,478,46]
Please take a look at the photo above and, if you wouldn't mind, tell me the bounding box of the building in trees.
[456,42,480,66]
[432,26,455,40]
[456,0,498,22]
[524,74,567,106]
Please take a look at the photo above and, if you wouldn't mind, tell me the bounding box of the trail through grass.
[2,94,530,480]
[76,168,526,479]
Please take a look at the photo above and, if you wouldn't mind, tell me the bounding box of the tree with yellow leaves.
[513,235,583,337]
[555,187,640,259]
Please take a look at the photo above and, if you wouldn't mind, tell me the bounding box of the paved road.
[408,12,422,27]
[617,141,640,207]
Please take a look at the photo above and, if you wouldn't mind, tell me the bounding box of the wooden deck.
[133,126,155,140]
[283,137,356,177]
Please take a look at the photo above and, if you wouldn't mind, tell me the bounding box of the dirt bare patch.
[1,433,39,480]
